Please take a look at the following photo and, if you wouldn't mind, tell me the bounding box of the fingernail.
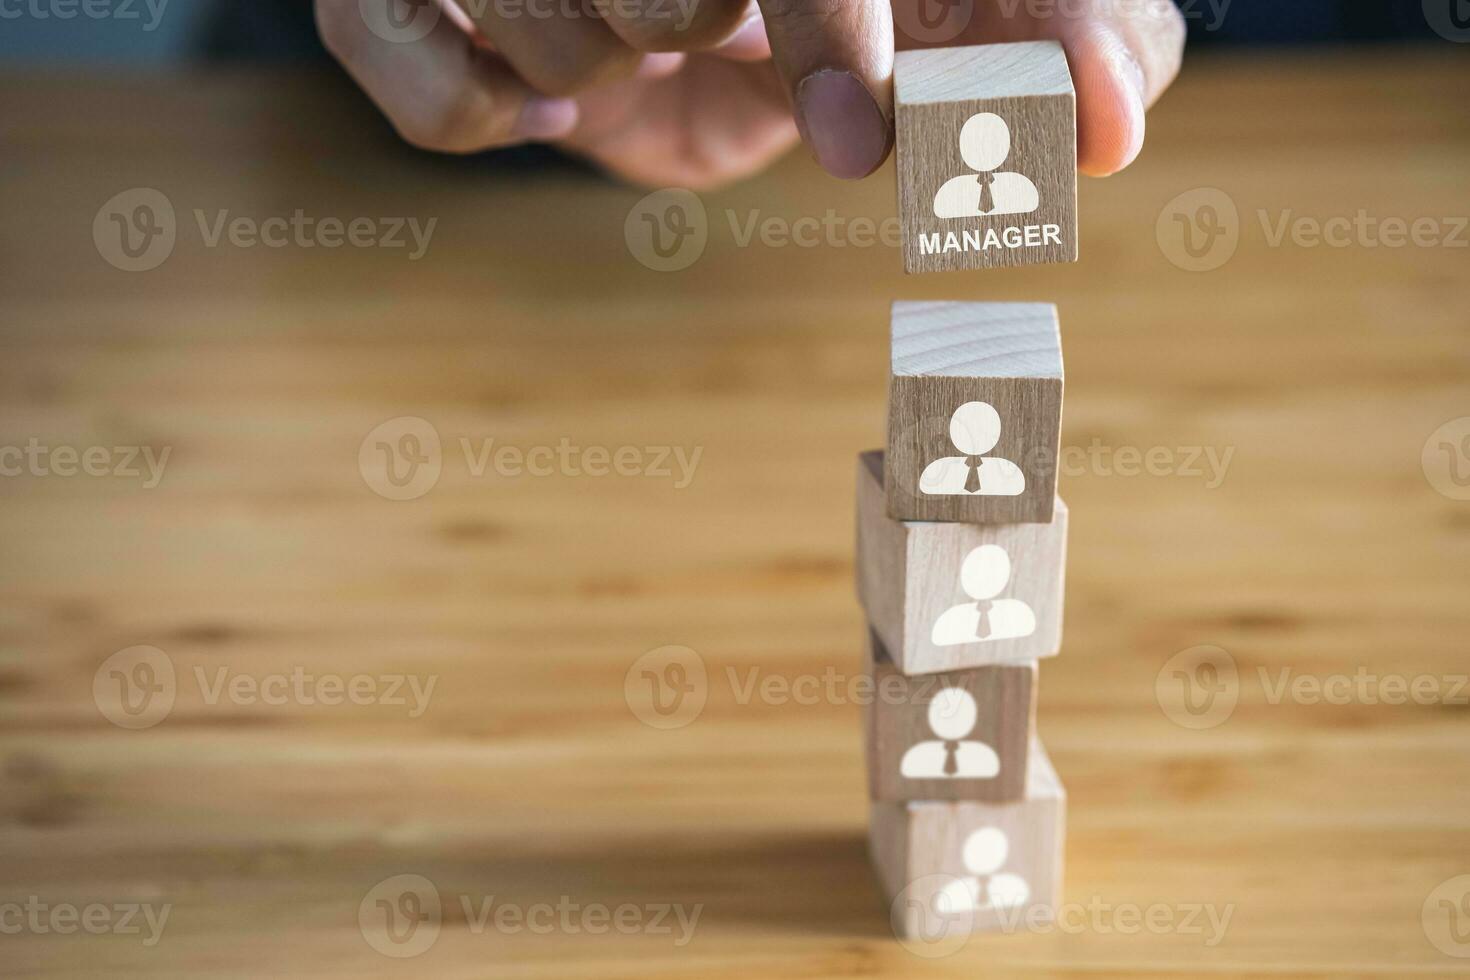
[512,96,578,141]
[795,70,889,180]
[635,52,686,79]
[1121,47,1148,102]
[713,14,770,61]
[1115,45,1148,168]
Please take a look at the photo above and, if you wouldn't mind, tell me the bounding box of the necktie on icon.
[972,599,993,640]
[976,171,995,214]
[943,740,960,776]
[965,455,984,493]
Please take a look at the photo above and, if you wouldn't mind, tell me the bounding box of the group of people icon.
[893,528,1038,906]
[897,542,1036,780]
[897,299,1041,916]
[897,691,1030,912]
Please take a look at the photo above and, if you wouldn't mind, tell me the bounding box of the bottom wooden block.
[869,741,1064,942]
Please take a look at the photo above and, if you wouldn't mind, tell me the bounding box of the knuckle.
[606,16,687,51]
[758,0,844,39]
[399,90,503,153]
[603,0,743,50]
[523,48,640,95]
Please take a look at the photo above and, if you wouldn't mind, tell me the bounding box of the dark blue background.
[0,0,1458,65]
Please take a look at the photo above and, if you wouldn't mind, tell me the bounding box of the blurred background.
[0,0,1446,65]
[3,0,1455,180]
[0,1,1452,67]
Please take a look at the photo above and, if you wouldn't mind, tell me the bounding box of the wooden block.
[870,741,1065,942]
[885,300,1063,524]
[895,41,1077,274]
[863,627,1035,803]
[857,452,1066,675]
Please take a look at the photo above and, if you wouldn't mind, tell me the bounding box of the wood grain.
[857,451,1067,674]
[1,52,1468,978]
[895,42,1078,274]
[890,301,1065,379]
[895,42,1075,104]
[886,302,1064,523]
[862,627,1036,802]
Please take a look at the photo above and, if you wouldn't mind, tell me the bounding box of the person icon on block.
[936,827,1030,914]
[932,112,1041,219]
[899,687,999,780]
[931,544,1037,647]
[919,401,1026,497]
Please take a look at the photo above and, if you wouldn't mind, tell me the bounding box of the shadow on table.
[442,827,887,941]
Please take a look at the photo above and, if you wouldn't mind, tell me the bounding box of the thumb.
[755,0,895,179]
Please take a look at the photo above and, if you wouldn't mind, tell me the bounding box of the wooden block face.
[857,452,1066,675]
[870,743,1065,942]
[895,42,1077,274]
[885,301,1063,524]
[863,629,1034,803]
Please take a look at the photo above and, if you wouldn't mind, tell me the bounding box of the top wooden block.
[886,301,1063,524]
[895,42,1078,275]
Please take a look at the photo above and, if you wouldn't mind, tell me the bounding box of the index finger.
[755,0,894,179]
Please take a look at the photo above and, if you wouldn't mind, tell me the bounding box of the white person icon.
[918,401,1026,497]
[931,544,1037,647]
[935,827,1030,914]
[899,687,1000,780]
[933,112,1041,220]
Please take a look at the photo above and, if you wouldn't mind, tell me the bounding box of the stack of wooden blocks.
[860,40,1077,942]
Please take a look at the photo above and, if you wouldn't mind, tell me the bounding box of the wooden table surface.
[2,48,1469,978]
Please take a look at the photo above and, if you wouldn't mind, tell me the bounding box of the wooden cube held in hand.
[863,628,1035,803]
[886,301,1063,525]
[870,742,1065,941]
[896,41,1078,274]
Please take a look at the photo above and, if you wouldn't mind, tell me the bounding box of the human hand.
[318,0,1184,188]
